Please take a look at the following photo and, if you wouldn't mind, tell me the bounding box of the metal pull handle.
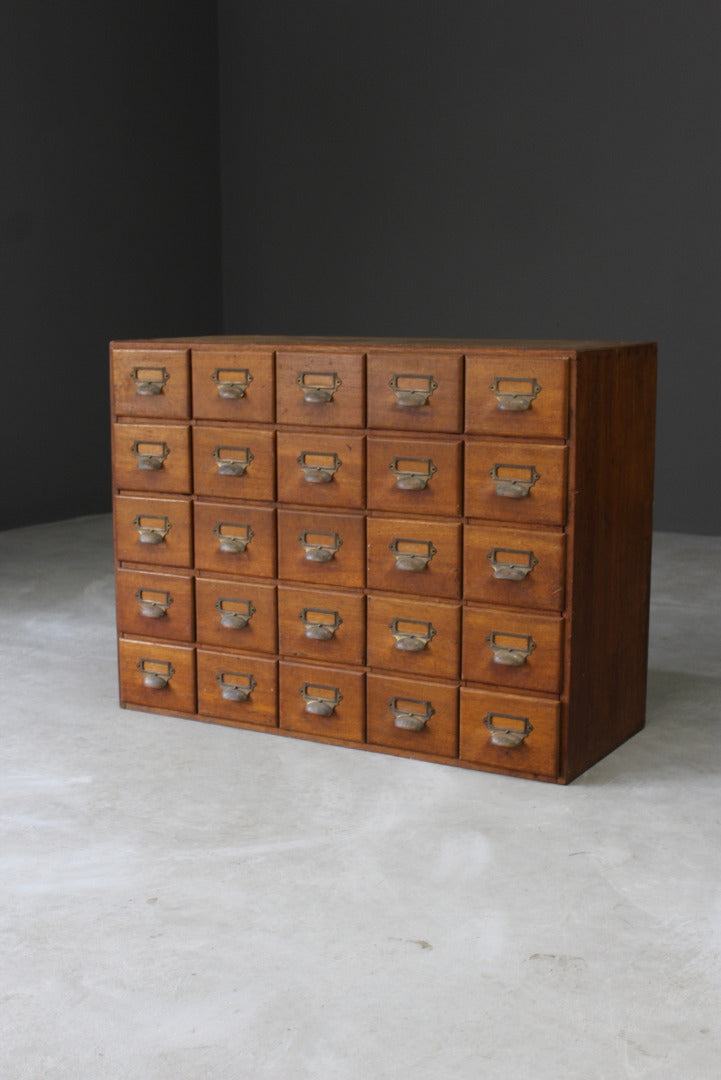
[490,376,541,411]
[211,367,253,399]
[389,696,435,731]
[486,631,536,666]
[301,683,343,716]
[132,366,169,396]
[390,617,436,652]
[136,657,174,689]
[133,514,171,545]
[212,445,254,476]
[483,712,533,747]
[389,372,438,407]
[489,463,540,499]
[389,537,436,572]
[213,522,254,553]
[300,608,343,639]
[135,587,173,619]
[297,371,342,403]
[298,530,342,563]
[297,450,342,484]
[389,456,437,490]
[215,597,256,629]
[132,441,169,471]
[487,546,538,580]
[216,671,257,702]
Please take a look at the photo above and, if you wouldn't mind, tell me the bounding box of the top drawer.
[191,349,275,422]
[276,351,365,428]
[465,355,569,438]
[367,351,464,433]
[111,348,190,419]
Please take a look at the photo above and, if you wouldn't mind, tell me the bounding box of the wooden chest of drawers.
[110,337,657,783]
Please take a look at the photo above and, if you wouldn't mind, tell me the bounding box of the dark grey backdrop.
[3,2,720,534]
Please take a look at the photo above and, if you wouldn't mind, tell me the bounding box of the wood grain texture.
[191,348,275,422]
[279,660,365,742]
[118,637,196,713]
[464,439,567,525]
[112,422,192,495]
[366,434,463,517]
[275,350,365,428]
[277,508,366,589]
[111,347,190,419]
[464,523,565,611]
[366,516,462,599]
[114,494,193,568]
[277,584,365,666]
[195,577,277,654]
[366,350,464,432]
[366,673,459,758]
[462,605,563,693]
[196,649,278,727]
[193,501,276,578]
[366,593,461,679]
[276,431,365,510]
[192,425,276,501]
[464,353,570,438]
[459,687,559,779]
[116,568,195,641]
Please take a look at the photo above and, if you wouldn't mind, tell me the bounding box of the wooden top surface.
[111,335,654,353]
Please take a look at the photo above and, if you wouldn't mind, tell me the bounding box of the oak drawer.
[366,593,461,679]
[112,422,192,494]
[279,660,365,742]
[277,508,366,589]
[192,425,276,501]
[464,524,565,612]
[366,351,464,432]
[116,568,194,641]
[462,605,564,694]
[366,435,463,517]
[366,673,458,758]
[276,431,365,510]
[366,516,462,599]
[193,501,276,578]
[197,649,278,727]
[464,354,569,438]
[191,349,274,422]
[114,494,193,568]
[111,347,190,419]
[459,687,560,778]
[465,440,568,525]
[276,350,365,428]
[118,638,196,713]
[195,577,277,653]
[278,585,365,665]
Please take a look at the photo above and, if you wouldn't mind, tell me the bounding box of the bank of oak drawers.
[111,337,657,783]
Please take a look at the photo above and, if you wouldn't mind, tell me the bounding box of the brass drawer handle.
[132,441,169,471]
[135,587,173,619]
[211,367,253,399]
[298,530,342,562]
[133,514,171,545]
[483,712,533,747]
[212,445,254,476]
[297,450,342,484]
[389,537,436,572]
[215,597,256,629]
[489,463,540,499]
[301,683,343,716]
[389,372,438,407]
[486,630,536,666]
[132,366,169,396]
[487,546,538,580]
[300,608,343,640]
[389,456,437,490]
[297,371,342,403]
[136,657,174,689]
[390,617,436,652]
[490,376,541,411]
[216,671,257,702]
[389,696,435,731]
[213,522,254,553]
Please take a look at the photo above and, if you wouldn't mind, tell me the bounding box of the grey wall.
[218,1,721,535]
[1,2,222,530]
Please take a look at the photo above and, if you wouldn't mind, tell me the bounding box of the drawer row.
[112,346,570,438]
[118,570,564,693]
[113,423,568,525]
[119,638,561,779]
[115,496,566,609]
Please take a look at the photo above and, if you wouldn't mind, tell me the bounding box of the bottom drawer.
[460,688,560,778]
[366,673,458,758]
[118,638,196,713]
[197,649,278,727]
[279,661,365,743]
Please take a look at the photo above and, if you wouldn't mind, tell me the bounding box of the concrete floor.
[0,516,719,1080]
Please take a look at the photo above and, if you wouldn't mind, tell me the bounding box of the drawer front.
[465,440,568,525]
[277,508,365,588]
[464,524,565,611]
[276,431,365,510]
[276,350,365,428]
[192,425,276,501]
[366,351,464,433]
[367,516,462,599]
[116,568,194,641]
[459,687,560,778]
[465,354,569,438]
[118,638,196,713]
[194,501,276,578]
[366,435,463,517]
[195,577,277,653]
[366,593,461,680]
[112,422,192,494]
[191,349,274,422]
[279,661,365,742]
[111,347,190,418]
[366,673,458,758]
[462,606,564,694]
[197,649,278,727]
[278,585,365,665]
[114,495,192,568]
